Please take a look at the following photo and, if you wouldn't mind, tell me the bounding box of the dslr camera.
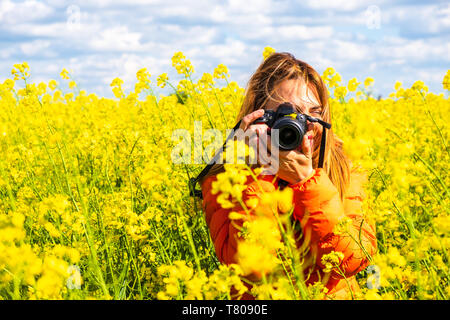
[253,102,330,150]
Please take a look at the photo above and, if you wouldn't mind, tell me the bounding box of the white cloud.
[5,20,101,38]
[429,5,450,33]
[306,54,338,72]
[416,69,447,85]
[276,25,334,40]
[0,0,53,23]
[103,53,170,92]
[377,37,450,62]
[332,40,371,61]
[69,0,163,8]
[227,0,273,14]
[0,0,53,25]
[0,0,447,98]
[190,38,251,66]
[237,24,334,42]
[0,46,15,59]
[303,0,382,11]
[89,26,142,51]
[20,40,52,56]
[384,3,450,35]
[158,25,217,45]
[0,0,14,21]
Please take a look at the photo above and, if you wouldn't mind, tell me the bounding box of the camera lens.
[280,127,298,146]
[272,119,304,150]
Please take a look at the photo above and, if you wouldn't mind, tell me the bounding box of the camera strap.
[189,118,331,198]
[189,120,242,198]
[318,122,328,168]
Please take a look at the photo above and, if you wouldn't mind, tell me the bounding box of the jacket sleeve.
[201,175,278,266]
[289,167,377,278]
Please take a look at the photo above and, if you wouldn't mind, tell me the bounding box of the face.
[264,79,323,141]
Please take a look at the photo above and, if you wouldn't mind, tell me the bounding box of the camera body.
[253,102,309,150]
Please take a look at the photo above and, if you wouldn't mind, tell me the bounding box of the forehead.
[269,79,321,111]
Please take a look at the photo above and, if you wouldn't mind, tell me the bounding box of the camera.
[188,102,331,198]
[253,102,319,150]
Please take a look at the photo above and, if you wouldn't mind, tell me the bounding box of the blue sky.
[0,0,449,98]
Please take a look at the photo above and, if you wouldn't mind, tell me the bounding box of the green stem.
[179,208,201,272]
[386,128,448,197]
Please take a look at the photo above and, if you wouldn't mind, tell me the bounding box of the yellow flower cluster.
[443,70,450,90]
[262,46,276,60]
[211,163,252,209]
[135,68,151,94]
[0,211,82,299]
[172,51,195,77]
[0,51,448,300]
[321,251,345,273]
[157,261,246,299]
[11,62,30,81]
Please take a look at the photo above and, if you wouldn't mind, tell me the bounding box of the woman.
[200,52,377,300]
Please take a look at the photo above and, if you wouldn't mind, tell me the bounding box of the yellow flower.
[245,217,282,251]
[11,62,30,80]
[3,79,15,90]
[308,281,329,300]
[262,46,275,60]
[236,241,278,276]
[364,289,382,300]
[276,187,293,213]
[334,86,348,99]
[69,80,77,89]
[110,77,123,87]
[110,77,124,98]
[443,70,450,90]
[213,64,229,79]
[172,51,194,76]
[157,72,169,88]
[364,77,374,88]
[347,78,360,92]
[137,67,151,80]
[411,80,428,93]
[322,67,335,79]
[60,68,70,80]
[386,247,406,267]
[44,222,61,238]
[334,216,352,235]
[321,251,344,273]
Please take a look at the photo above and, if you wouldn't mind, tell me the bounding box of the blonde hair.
[201,52,351,200]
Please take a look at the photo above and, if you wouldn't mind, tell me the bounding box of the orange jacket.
[201,165,377,300]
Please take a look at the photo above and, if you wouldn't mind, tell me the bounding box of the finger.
[249,124,269,137]
[239,124,267,146]
[262,129,272,153]
[239,109,265,131]
[250,127,273,167]
[300,133,313,159]
[258,130,273,160]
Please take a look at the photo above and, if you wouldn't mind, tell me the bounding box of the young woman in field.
[199,52,377,300]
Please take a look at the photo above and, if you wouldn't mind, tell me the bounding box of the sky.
[0,0,449,99]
